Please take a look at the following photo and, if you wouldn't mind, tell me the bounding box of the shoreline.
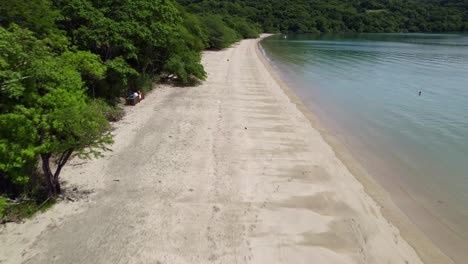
[255,35,453,263]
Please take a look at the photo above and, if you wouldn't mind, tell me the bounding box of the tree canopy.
[177,0,468,33]
[0,25,112,196]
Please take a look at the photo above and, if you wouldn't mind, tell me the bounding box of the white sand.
[0,36,452,264]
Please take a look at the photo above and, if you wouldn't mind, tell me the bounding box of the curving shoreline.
[256,34,453,264]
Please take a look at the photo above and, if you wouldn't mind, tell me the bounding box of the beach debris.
[113,179,120,182]
[38,197,52,208]
[188,188,194,192]
[71,162,88,166]
[418,91,422,96]
[244,127,247,130]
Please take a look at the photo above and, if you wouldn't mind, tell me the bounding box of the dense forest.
[1,0,467,219]
[178,0,468,33]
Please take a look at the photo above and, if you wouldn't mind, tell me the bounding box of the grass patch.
[103,105,125,122]
[0,196,55,224]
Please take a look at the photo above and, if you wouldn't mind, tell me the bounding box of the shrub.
[201,15,240,49]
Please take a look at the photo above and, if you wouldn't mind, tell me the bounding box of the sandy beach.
[0,36,451,264]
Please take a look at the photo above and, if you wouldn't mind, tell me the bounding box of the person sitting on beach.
[128,91,138,99]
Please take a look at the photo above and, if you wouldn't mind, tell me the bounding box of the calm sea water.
[261,33,468,259]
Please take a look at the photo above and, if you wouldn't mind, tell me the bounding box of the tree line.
[178,0,468,33]
[0,0,260,219]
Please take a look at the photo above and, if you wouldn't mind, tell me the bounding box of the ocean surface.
[261,33,468,260]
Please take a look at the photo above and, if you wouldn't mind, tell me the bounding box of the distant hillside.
[177,0,468,32]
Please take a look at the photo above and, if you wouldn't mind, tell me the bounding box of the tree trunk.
[53,149,73,195]
[40,153,59,196]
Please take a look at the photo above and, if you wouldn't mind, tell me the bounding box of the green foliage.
[53,0,209,96]
[0,113,37,187]
[96,57,139,100]
[178,0,468,33]
[0,25,46,188]
[179,11,209,50]
[0,0,60,35]
[163,23,207,83]
[201,15,241,49]
[0,196,6,218]
[164,50,206,83]
[95,100,125,122]
[0,196,55,222]
[0,25,111,196]
[225,17,261,39]
[34,89,112,159]
[61,51,107,80]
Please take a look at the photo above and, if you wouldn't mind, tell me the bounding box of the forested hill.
[178,0,468,33]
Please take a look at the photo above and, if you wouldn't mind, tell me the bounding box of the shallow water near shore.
[261,33,468,262]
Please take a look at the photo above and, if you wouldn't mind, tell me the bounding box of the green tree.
[163,26,207,83]
[224,17,261,39]
[54,0,206,97]
[201,15,240,49]
[0,0,60,35]
[177,0,468,33]
[0,25,112,196]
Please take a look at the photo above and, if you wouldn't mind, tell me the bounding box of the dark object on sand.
[125,91,145,105]
[419,91,422,96]
[125,97,140,105]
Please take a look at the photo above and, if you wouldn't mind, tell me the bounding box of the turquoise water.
[261,34,468,260]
